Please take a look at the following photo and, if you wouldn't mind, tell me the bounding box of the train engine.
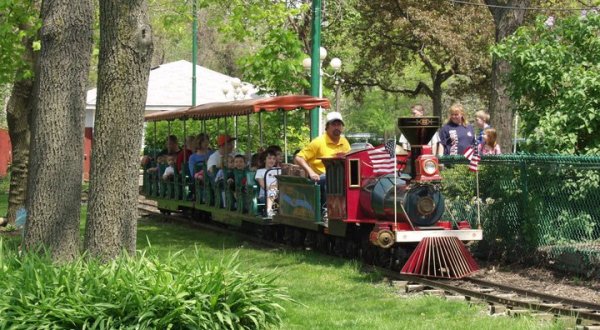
[321,117,482,278]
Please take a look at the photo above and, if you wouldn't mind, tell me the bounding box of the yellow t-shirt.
[297,133,351,175]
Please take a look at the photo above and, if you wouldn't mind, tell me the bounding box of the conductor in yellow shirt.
[295,111,350,180]
[295,111,351,209]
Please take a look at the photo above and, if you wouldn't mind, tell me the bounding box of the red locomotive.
[276,116,482,278]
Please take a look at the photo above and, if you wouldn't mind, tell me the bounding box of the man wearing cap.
[207,134,236,174]
[295,112,350,212]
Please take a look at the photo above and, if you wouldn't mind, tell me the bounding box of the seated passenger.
[215,155,235,183]
[206,134,236,175]
[227,154,247,204]
[227,154,247,189]
[189,133,212,181]
[294,112,350,211]
[176,135,196,173]
[162,156,176,181]
[250,152,262,171]
[265,145,283,166]
[146,155,165,174]
[255,151,280,217]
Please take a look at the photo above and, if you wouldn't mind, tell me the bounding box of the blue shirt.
[188,151,213,176]
[438,122,475,155]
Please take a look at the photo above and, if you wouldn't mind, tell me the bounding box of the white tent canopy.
[85,60,260,127]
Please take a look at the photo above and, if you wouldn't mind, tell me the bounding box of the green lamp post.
[309,0,322,140]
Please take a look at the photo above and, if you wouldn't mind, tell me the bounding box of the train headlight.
[423,160,437,175]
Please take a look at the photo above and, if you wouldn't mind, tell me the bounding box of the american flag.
[368,139,396,174]
[463,146,480,172]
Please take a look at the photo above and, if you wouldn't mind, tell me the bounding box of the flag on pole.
[368,140,396,174]
[463,146,480,172]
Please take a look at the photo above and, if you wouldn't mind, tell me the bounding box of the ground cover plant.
[0,191,569,329]
[0,240,290,329]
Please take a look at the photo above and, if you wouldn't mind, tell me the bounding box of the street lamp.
[303,48,343,131]
[222,78,250,149]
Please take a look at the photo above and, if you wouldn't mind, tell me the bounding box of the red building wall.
[0,129,11,178]
[83,127,93,181]
[0,128,92,180]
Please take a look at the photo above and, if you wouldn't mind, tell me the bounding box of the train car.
[142,95,482,279]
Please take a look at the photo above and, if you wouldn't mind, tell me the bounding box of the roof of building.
[86,60,260,112]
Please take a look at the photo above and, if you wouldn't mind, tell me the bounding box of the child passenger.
[478,128,502,155]
[255,151,280,217]
[162,156,176,180]
[227,154,247,189]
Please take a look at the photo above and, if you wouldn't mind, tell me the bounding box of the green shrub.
[0,242,291,329]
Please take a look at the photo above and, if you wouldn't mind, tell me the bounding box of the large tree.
[485,0,530,152]
[84,0,153,259]
[331,0,494,118]
[23,0,94,260]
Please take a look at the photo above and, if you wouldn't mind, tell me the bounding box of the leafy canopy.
[0,1,39,83]
[493,12,600,154]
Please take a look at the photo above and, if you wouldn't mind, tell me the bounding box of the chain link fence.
[439,154,600,277]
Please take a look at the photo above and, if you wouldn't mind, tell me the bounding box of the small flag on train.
[384,139,396,158]
[368,140,396,174]
[463,146,480,172]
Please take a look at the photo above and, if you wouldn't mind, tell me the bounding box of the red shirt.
[176,149,193,172]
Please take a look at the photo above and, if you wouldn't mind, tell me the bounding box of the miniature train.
[142,96,482,279]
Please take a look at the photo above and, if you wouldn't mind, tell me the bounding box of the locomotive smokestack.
[397,117,440,177]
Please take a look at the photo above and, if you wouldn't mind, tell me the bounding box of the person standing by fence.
[438,103,475,155]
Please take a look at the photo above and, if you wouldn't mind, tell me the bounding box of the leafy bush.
[0,242,291,329]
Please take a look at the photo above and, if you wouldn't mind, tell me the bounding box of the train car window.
[349,159,360,188]
[326,161,345,195]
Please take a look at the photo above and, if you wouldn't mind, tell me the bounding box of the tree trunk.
[486,0,530,152]
[84,0,153,260]
[23,0,94,261]
[6,79,33,226]
[5,18,38,227]
[431,81,444,119]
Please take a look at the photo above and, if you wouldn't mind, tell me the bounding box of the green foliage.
[0,83,10,129]
[493,12,600,154]
[239,28,308,95]
[0,242,291,329]
[0,1,39,84]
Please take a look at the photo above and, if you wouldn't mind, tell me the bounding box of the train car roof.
[144,95,330,122]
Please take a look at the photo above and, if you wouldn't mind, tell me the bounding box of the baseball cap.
[217,134,236,146]
[326,111,344,125]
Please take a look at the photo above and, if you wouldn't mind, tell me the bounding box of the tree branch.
[347,79,433,98]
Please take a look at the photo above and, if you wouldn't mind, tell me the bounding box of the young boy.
[162,156,176,181]
[255,151,280,217]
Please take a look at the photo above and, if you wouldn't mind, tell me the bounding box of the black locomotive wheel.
[333,237,345,257]
[316,232,330,253]
[361,240,376,264]
[376,248,393,268]
[304,231,317,250]
[292,228,306,247]
[283,226,294,245]
[345,240,359,258]
[390,247,410,271]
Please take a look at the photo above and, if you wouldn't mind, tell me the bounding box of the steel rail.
[387,270,600,323]
[465,277,600,312]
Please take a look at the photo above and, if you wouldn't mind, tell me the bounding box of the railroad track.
[137,200,600,328]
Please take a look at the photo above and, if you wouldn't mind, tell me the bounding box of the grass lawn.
[0,185,566,329]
